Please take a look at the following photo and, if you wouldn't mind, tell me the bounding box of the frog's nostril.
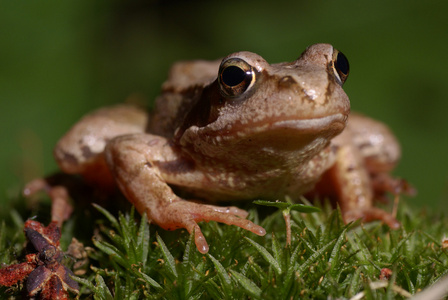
[278,76,297,88]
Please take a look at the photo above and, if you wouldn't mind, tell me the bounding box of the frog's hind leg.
[53,104,148,188]
[23,105,149,226]
[23,178,73,227]
[326,143,400,229]
[348,114,416,202]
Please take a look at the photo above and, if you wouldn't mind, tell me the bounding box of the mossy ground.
[1,194,447,299]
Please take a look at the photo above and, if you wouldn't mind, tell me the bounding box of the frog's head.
[178,44,350,163]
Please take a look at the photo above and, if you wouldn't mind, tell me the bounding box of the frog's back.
[149,59,221,138]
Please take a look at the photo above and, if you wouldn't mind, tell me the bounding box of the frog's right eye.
[218,58,256,97]
[331,50,349,85]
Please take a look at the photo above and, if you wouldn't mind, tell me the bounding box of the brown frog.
[26,44,412,253]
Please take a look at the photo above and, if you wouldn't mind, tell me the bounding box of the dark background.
[1,1,447,210]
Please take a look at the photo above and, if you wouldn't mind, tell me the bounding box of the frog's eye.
[218,58,256,97]
[332,50,349,85]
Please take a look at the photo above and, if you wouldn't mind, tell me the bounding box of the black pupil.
[336,52,349,76]
[222,66,246,87]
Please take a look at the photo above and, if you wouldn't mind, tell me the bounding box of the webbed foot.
[151,200,266,253]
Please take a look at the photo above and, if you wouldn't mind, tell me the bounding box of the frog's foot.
[23,178,73,227]
[343,207,400,229]
[371,173,416,202]
[152,200,266,254]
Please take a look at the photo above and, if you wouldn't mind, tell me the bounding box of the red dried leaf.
[0,261,35,286]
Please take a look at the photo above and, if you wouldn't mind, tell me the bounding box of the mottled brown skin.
[34,44,409,253]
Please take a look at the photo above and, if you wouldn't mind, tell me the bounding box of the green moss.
[1,199,448,299]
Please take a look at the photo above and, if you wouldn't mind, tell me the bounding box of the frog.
[24,44,412,254]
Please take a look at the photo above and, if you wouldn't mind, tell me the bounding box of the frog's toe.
[184,222,209,254]
[202,204,249,218]
[193,205,266,236]
[372,173,416,198]
[23,178,48,197]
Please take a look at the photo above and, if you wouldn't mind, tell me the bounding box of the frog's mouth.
[195,113,346,154]
[233,113,347,151]
[267,113,346,132]
[191,113,347,150]
[227,113,347,137]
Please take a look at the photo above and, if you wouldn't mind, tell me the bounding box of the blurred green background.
[1,1,447,210]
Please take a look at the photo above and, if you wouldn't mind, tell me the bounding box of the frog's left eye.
[218,58,256,97]
[332,50,349,85]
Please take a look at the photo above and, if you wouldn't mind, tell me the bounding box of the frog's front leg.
[105,134,266,253]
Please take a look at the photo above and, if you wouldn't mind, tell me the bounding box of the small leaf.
[204,277,225,299]
[390,232,413,263]
[207,254,231,291]
[254,200,320,214]
[136,213,149,265]
[230,269,262,298]
[136,269,163,289]
[72,274,95,290]
[345,266,362,298]
[248,257,268,284]
[93,203,119,229]
[402,268,415,294]
[288,203,321,213]
[118,212,133,244]
[156,233,178,278]
[245,237,282,275]
[349,233,375,275]
[297,238,336,274]
[271,232,283,266]
[283,243,302,295]
[253,200,291,209]
[94,274,114,300]
[182,228,195,268]
[10,209,24,230]
[329,226,349,276]
[93,238,129,269]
